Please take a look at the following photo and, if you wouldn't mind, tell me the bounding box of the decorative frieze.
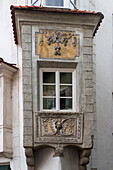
[42,118,75,137]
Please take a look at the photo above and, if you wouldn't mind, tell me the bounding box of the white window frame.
[31,0,76,8]
[40,68,76,112]
[42,0,70,8]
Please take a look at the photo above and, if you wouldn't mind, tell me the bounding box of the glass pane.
[43,98,56,109]
[60,98,72,110]
[70,0,76,9]
[0,165,11,170]
[31,0,40,6]
[43,85,56,96]
[60,72,72,84]
[46,0,63,6]
[60,85,72,97]
[43,72,55,83]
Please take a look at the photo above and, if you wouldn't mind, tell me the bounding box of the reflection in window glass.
[60,72,72,84]
[43,72,55,83]
[60,85,72,97]
[60,98,72,110]
[46,0,63,6]
[43,98,56,109]
[43,85,56,96]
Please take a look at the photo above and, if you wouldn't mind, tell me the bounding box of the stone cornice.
[10,5,104,45]
[0,62,18,79]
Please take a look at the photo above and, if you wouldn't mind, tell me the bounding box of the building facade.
[0,0,113,170]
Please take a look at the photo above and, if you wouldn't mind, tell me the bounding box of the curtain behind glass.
[46,0,63,6]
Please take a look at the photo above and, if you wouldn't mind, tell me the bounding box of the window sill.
[42,5,71,10]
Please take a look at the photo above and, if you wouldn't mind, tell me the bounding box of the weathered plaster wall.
[95,0,113,169]
[78,0,113,169]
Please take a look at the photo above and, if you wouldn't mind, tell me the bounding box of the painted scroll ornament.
[40,31,77,55]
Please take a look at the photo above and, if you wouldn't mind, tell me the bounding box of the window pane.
[43,85,56,96]
[60,72,72,84]
[43,72,55,83]
[46,0,63,6]
[70,0,76,9]
[60,85,72,97]
[0,165,11,170]
[43,98,56,109]
[60,98,72,110]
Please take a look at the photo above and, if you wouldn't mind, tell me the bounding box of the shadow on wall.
[34,146,79,170]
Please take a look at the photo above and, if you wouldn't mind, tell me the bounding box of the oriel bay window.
[40,68,76,111]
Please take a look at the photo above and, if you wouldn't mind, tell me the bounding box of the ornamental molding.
[34,112,83,145]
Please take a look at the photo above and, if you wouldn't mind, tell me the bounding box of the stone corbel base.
[53,145,64,157]
[0,152,13,159]
[25,148,35,170]
[80,149,91,170]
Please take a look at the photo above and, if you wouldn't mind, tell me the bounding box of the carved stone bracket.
[0,152,13,159]
[80,149,91,170]
[25,148,35,170]
[53,145,64,157]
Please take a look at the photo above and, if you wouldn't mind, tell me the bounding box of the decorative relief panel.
[42,118,75,137]
[36,30,79,59]
[34,112,83,144]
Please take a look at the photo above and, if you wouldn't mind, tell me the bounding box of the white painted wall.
[0,0,31,63]
[35,147,79,170]
[95,1,113,169]
[78,0,113,169]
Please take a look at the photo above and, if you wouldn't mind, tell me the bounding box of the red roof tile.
[10,5,104,45]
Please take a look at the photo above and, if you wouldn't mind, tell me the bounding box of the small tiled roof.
[10,5,104,45]
[0,57,18,69]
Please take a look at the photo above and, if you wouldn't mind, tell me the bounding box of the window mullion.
[73,70,76,111]
[40,70,43,111]
[56,71,59,111]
